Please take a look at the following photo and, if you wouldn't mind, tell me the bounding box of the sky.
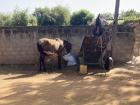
[0,0,140,16]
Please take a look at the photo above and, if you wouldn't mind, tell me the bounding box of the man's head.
[63,40,72,54]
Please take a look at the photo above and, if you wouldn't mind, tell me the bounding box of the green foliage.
[0,7,95,26]
[0,9,37,26]
[33,7,53,26]
[120,9,140,23]
[33,6,70,26]
[100,12,113,20]
[11,8,29,26]
[51,6,70,25]
[28,15,37,26]
[70,9,94,25]
[2,7,138,26]
[0,13,12,26]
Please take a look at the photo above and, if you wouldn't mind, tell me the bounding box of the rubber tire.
[104,57,110,71]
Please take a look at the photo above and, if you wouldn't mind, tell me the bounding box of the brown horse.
[37,38,71,72]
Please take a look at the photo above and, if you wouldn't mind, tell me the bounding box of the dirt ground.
[0,60,140,105]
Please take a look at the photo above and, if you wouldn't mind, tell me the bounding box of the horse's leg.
[57,53,62,69]
[41,54,46,72]
[37,42,45,72]
[39,53,45,72]
[39,53,42,71]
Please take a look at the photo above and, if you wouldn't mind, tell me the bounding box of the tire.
[104,57,113,71]
[104,57,110,70]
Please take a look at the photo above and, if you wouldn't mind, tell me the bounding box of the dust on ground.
[0,59,140,105]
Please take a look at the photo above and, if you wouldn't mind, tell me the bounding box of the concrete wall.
[0,26,93,64]
[113,32,135,63]
[133,22,140,56]
[0,26,136,64]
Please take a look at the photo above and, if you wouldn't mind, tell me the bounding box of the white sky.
[0,0,140,16]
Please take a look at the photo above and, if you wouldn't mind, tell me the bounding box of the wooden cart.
[79,30,112,70]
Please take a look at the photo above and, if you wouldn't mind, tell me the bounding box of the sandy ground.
[0,61,140,105]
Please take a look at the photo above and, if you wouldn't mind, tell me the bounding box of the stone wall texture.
[0,24,138,64]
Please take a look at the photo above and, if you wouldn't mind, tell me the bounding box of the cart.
[79,28,112,70]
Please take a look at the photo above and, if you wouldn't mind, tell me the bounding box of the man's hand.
[44,51,55,56]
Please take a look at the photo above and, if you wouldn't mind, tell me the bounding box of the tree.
[11,8,29,26]
[51,6,70,25]
[33,6,71,26]
[100,12,113,20]
[0,13,12,26]
[33,7,54,26]
[120,9,140,23]
[70,9,94,25]
[28,15,37,26]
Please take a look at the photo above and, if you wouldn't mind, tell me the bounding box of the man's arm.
[44,51,55,56]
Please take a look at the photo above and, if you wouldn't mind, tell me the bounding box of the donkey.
[37,38,72,72]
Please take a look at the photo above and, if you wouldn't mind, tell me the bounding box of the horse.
[37,38,72,72]
[93,14,107,46]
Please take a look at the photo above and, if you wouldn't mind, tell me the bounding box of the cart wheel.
[104,57,113,71]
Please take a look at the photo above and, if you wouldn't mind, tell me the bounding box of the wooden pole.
[113,0,120,30]
[112,0,120,58]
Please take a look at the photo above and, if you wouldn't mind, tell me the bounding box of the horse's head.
[93,14,106,36]
[96,14,101,26]
[63,40,72,54]
[96,14,107,26]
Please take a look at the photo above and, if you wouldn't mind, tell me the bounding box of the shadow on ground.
[0,63,139,105]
